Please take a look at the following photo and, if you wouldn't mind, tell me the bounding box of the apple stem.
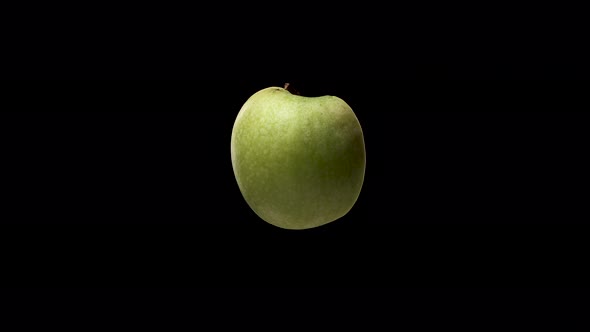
[284,83,300,95]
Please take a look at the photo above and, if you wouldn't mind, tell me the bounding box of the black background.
[2,4,589,327]
[2,80,588,291]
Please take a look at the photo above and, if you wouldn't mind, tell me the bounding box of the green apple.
[231,85,366,230]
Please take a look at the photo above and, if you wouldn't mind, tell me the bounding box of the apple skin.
[231,86,365,230]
